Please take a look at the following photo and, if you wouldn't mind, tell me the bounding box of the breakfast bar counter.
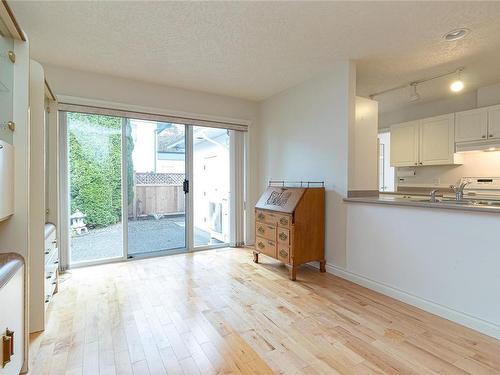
[344,195,500,214]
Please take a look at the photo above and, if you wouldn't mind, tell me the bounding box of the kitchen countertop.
[344,195,500,214]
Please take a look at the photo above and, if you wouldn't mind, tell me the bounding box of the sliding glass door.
[63,109,240,267]
[126,119,187,256]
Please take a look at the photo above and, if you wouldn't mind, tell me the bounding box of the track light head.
[409,83,420,102]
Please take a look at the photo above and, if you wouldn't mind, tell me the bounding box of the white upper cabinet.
[455,108,488,143]
[488,104,500,140]
[390,121,419,167]
[420,114,455,165]
[390,115,461,167]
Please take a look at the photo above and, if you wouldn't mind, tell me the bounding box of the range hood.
[456,139,500,152]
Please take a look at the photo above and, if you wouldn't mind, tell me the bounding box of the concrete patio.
[70,215,222,263]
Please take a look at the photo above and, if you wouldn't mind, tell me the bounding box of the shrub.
[68,113,133,228]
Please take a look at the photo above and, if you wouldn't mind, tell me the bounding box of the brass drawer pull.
[257,213,265,220]
[279,249,288,258]
[279,217,289,226]
[257,242,265,249]
[279,232,288,241]
[257,226,265,234]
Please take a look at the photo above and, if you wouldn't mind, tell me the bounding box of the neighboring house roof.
[157,123,185,153]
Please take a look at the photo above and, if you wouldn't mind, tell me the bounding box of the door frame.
[60,110,243,269]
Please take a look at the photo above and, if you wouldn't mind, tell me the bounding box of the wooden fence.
[129,173,185,218]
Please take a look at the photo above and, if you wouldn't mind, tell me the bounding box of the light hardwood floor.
[28,248,500,375]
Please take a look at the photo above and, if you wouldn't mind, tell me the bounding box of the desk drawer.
[256,210,277,225]
[277,214,291,229]
[255,236,277,258]
[256,222,276,241]
[277,245,290,264]
[277,227,290,245]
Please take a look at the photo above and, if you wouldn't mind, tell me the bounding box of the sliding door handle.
[183,180,189,194]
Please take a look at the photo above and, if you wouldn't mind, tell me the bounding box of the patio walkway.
[70,216,221,263]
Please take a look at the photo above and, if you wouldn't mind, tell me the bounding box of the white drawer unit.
[44,224,58,308]
[0,253,24,375]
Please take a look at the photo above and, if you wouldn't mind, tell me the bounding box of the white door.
[420,114,455,165]
[455,108,488,143]
[487,105,500,140]
[390,121,419,167]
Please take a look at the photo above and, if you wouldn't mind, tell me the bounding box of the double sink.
[406,196,500,207]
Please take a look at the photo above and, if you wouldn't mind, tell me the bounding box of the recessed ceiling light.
[443,28,470,41]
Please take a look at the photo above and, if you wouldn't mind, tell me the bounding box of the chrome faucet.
[429,189,439,202]
[450,180,471,201]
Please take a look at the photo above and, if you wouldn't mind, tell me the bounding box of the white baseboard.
[324,263,500,340]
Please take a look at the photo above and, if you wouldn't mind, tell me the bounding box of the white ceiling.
[10,1,500,112]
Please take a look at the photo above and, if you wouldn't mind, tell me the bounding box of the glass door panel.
[126,119,186,256]
[68,112,123,264]
[193,126,230,247]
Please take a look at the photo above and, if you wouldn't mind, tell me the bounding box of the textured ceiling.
[10,1,500,111]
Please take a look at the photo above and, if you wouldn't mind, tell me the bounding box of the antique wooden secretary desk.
[253,181,325,280]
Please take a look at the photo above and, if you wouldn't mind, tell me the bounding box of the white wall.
[342,203,500,338]
[398,151,500,188]
[43,64,258,122]
[28,60,46,333]
[350,97,378,191]
[258,61,355,267]
[477,82,500,107]
[380,80,500,129]
[379,90,477,129]
[42,64,260,245]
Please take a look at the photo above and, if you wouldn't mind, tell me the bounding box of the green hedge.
[69,113,133,228]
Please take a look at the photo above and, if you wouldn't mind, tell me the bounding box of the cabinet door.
[0,267,24,375]
[420,114,455,165]
[455,108,488,142]
[0,36,14,144]
[488,105,500,140]
[390,121,419,167]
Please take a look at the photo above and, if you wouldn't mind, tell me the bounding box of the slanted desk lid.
[255,187,305,214]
